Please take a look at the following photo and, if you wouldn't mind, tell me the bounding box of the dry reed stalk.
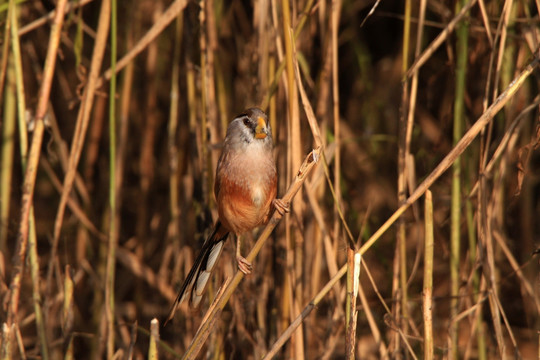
[280,0,304,357]
[148,318,159,360]
[330,0,343,287]
[406,0,426,182]
[5,1,63,357]
[104,0,119,356]
[396,0,413,354]
[345,252,360,359]
[5,2,68,350]
[329,0,343,274]
[423,190,434,360]
[477,0,493,45]
[401,3,427,314]
[168,13,183,254]
[1,324,13,359]
[63,265,74,360]
[390,224,402,357]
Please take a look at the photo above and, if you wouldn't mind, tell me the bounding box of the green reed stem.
[450,0,468,357]
[0,56,15,258]
[106,0,118,357]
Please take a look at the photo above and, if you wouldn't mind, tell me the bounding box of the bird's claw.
[236,255,253,275]
[273,198,290,216]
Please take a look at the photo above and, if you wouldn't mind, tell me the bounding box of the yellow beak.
[255,117,267,139]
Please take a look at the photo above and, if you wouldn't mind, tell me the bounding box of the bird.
[165,107,288,324]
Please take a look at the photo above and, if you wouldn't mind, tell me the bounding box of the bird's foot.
[236,255,253,275]
[273,198,290,216]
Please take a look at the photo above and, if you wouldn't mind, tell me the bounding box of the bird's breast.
[251,184,265,208]
[216,145,277,234]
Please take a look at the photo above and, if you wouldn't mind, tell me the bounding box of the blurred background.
[1,0,539,358]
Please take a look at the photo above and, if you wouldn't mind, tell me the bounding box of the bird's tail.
[164,221,229,325]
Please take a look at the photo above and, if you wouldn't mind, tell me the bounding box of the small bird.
[165,108,288,324]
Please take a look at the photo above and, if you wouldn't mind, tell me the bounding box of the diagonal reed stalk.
[4,6,68,359]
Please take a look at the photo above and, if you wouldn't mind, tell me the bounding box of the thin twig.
[18,0,95,36]
[406,0,478,78]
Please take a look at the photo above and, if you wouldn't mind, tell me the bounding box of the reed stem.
[105,0,118,357]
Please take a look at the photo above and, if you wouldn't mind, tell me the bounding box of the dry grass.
[0,0,539,359]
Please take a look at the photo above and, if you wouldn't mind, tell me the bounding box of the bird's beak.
[255,117,267,139]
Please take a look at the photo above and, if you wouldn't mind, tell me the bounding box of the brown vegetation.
[0,0,539,359]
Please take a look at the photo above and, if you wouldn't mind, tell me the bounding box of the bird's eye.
[243,117,250,126]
